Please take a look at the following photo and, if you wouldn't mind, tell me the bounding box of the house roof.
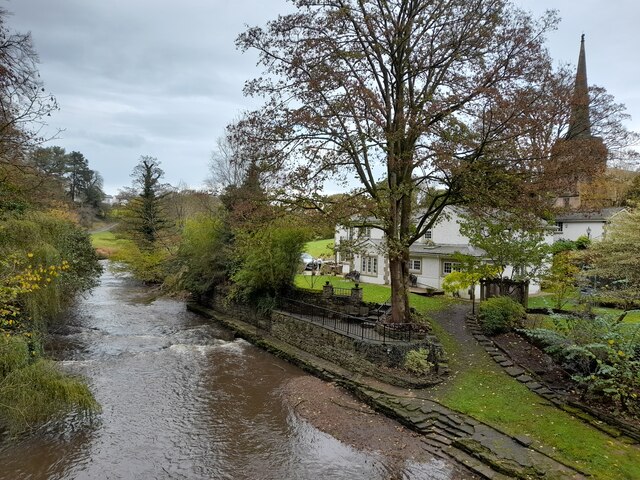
[409,243,485,257]
[555,207,625,223]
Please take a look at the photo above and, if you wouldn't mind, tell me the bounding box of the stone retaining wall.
[270,311,444,388]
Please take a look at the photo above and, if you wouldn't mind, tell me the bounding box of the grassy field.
[90,231,132,257]
[303,238,334,258]
[433,361,640,479]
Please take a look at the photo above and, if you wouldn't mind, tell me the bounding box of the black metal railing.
[278,298,425,344]
[332,287,351,297]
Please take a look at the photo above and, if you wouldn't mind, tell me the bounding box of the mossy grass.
[0,335,29,378]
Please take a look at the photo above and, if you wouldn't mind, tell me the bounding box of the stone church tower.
[553,35,608,210]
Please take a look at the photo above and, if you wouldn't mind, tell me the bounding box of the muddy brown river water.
[0,265,466,479]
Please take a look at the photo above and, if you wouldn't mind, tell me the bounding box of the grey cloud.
[6,0,639,195]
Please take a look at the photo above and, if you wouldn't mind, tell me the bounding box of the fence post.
[383,325,386,344]
[322,281,334,299]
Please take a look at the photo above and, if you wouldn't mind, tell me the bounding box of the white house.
[335,206,552,299]
[553,207,625,242]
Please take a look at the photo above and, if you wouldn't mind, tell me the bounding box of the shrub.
[111,242,169,283]
[170,213,230,297]
[232,221,310,300]
[478,296,525,335]
[403,348,433,376]
[523,315,640,414]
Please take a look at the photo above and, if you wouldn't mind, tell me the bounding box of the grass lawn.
[294,274,457,313]
[528,291,640,324]
[90,231,132,257]
[303,238,334,259]
[295,274,640,477]
[433,362,640,479]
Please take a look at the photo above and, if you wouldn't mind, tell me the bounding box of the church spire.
[567,34,592,139]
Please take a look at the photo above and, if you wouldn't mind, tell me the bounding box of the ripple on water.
[0,265,470,480]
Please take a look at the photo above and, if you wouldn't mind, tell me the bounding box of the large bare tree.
[0,8,58,162]
[235,0,565,322]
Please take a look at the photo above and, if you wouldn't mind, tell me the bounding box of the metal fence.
[332,287,352,297]
[278,298,424,344]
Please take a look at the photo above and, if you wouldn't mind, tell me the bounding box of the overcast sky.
[6,0,640,195]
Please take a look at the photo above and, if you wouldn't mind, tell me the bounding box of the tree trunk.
[387,177,412,323]
[389,255,411,323]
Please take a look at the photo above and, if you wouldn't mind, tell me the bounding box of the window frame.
[361,255,378,275]
[408,258,422,273]
[442,261,461,275]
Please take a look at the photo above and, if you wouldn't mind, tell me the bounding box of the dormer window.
[424,229,432,240]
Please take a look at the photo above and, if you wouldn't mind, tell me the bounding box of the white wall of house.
[554,221,604,241]
[421,209,469,245]
[352,251,386,285]
[335,206,546,299]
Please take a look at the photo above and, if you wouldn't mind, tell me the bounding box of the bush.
[111,242,169,283]
[232,221,310,300]
[0,211,101,327]
[523,315,640,414]
[170,213,230,297]
[478,296,525,335]
[403,348,433,376]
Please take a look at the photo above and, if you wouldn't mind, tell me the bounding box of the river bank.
[0,265,470,479]
[191,301,636,479]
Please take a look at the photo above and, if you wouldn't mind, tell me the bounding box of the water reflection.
[0,265,466,479]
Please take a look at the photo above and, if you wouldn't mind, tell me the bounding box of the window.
[555,222,563,233]
[361,255,378,275]
[409,258,422,272]
[358,226,371,238]
[442,261,460,275]
[424,229,432,240]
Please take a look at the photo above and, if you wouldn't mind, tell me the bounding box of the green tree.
[543,251,580,310]
[442,253,501,313]
[584,207,640,311]
[171,213,231,300]
[124,156,172,248]
[232,220,309,301]
[459,210,551,281]
[235,0,561,322]
[28,147,105,209]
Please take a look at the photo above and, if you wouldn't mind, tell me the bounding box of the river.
[0,265,466,479]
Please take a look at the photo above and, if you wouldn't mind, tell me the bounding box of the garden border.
[465,313,640,444]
